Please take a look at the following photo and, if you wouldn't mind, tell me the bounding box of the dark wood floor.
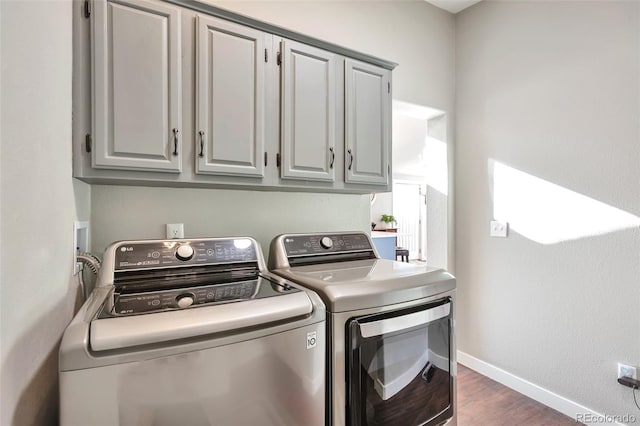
[457,364,581,426]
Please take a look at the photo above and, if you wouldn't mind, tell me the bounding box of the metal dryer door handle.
[359,302,450,338]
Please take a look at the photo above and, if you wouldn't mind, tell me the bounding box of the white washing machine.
[269,232,456,426]
[59,237,325,426]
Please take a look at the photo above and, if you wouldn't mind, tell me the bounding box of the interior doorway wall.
[393,182,426,260]
[390,101,449,268]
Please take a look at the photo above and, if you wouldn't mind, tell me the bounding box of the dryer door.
[346,298,453,426]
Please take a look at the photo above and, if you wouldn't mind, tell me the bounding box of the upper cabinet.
[92,0,182,172]
[344,59,391,185]
[195,16,267,178]
[280,40,336,183]
[77,0,396,193]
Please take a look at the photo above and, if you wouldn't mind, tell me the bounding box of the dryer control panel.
[284,233,373,257]
[115,238,257,270]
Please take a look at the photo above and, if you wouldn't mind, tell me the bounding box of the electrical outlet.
[490,221,508,237]
[618,363,638,380]
[166,223,184,239]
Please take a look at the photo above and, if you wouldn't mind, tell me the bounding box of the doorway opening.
[387,100,448,266]
[393,182,426,261]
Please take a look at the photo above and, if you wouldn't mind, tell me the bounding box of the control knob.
[175,244,194,261]
[176,293,195,308]
[320,237,333,249]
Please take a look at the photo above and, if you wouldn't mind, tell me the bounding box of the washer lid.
[90,282,312,351]
[272,259,456,312]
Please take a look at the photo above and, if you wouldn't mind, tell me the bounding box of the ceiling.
[425,0,482,14]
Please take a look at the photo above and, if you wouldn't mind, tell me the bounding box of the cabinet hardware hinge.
[84,0,91,18]
[85,134,91,153]
[276,153,281,167]
[265,49,268,63]
[264,152,268,166]
[276,52,281,66]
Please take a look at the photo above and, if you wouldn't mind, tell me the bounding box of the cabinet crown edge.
[164,0,398,70]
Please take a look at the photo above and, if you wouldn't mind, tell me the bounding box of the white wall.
[0,1,90,424]
[426,115,448,269]
[91,1,456,262]
[456,0,640,419]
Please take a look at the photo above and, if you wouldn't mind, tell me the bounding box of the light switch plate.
[166,223,184,239]
[490,221,508,237]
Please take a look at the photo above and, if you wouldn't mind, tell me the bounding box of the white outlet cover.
[618,363,638,380]
[166,223,184,239]
[490,220,508,237]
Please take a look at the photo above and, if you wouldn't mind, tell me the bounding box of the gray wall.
[456,0,640,419]
[91,186,370,256]
[91,1,456,261]
[0,1,91,424]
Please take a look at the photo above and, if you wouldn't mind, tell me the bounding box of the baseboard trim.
[457,351,623,426]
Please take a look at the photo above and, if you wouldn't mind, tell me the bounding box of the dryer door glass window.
[346,298,453,426]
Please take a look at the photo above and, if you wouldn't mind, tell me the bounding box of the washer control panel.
[284,233,373,257]
[114,280,258,315]
[115,238,257,270]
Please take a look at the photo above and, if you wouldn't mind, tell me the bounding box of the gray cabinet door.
[344,59,391,185]
[92,0,182,172]
[280,40,336,182]
[195,15,266,177]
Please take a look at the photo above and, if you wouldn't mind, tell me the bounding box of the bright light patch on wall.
[423,137,448,195]
[492,161,640,244]
[392,135,448,195]
[392,100,448,195]
[393,100,444,121]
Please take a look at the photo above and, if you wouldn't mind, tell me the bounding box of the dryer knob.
[176,244,194,261]
[320,237,333,249]
[176,293,195,308]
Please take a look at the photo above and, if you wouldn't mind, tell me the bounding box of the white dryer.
[59,237,325,426]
